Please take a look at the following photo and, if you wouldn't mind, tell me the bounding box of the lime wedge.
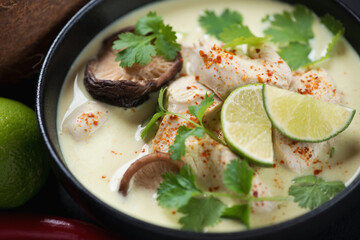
[263,84,355,142]
[221,84,273,166]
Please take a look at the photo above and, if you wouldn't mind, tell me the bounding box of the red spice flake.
[172,211,176,215]
[267,69,273,77]
[195,75,200,81]
[272,164,276,168]
[87,113,95,118]
[257,76,264,83]
[314,169,322,175]
[253,191,258,197]
[280,160,285,164]
[278,60,284,64]
[186,86,191,90]
[256,48,260,53]
[101,176,106,179]
[215,55,222,64]
[169,115,178,120]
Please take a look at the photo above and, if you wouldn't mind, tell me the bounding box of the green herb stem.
[168,111,227,146]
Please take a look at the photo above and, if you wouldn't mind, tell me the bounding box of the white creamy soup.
[57,0,360,232]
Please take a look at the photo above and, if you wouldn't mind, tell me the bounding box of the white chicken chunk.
[189,42,292,99]
[62,101,108,141]
[152,76,276,212]
[274,69,341,172]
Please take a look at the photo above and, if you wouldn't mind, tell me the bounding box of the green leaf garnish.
[199,9,243,38]
[263,5,314,44]
[321,13,345,36]
[305,14,345,67]
[140,88,167,139]
[168,126,205,161]
[278,42,312,70]
[199,9,267,48]
[223,159,253,195]
[219,24,268,48]
[221,204,251,228]
[188,93,214,125]
[113,33,156,67]
[157,165,201,208]
[178,196,226,231]
[289,175,345,210]
[219,24,255,42]
[113,12,180,68]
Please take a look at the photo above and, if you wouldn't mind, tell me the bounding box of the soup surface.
[57,0,360,232]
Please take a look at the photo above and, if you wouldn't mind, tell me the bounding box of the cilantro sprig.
[113,12,181,68]
[141,88,226,160]
[157,159,289,231]
[289,175,345,210]
[263,5,344,70]
[199,9,267,48]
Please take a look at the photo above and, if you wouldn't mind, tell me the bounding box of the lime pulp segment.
[221,84,273,166]
[262,84,355,142]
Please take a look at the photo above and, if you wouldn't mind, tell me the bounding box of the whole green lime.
[0,97,49,208]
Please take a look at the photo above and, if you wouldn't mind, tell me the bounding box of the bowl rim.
[36,0,360,239]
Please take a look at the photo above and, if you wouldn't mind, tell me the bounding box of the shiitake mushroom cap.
[84,26,183,108]
[119,152,183,196]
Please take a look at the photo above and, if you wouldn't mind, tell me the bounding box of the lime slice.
[263,84,355,142]
[221,84,273,166]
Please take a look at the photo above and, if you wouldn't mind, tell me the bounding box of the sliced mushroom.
[84,27,183,108]
[119,152,183,196]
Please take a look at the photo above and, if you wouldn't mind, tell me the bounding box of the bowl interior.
[37,0,360,239]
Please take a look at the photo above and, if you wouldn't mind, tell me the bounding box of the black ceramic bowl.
[36,0,360,239]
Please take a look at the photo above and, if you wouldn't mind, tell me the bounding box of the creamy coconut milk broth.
[57,0,360,232]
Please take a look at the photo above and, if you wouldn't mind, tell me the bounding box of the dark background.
[1,0,360,239]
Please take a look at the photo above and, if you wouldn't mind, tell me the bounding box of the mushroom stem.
[119,152,183,196]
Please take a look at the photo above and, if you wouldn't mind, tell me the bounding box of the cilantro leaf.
[223,159,253,195]
[135,11,163,35]
[157,165,201,208]
[113,12,180,67]
[219,24,255,43]
[188,93,214,125]
[321,13,345,36]
[154,24,181,60]
[223,36,269,49]
[289,175,345,210]
[178,196,226,231]
[113,33,156,68]
[199,9,243,38]
[263,5,314,44]
[168,126,205,160]
[278,42,312,70]
[219,24,268,48]
[221,204,251,228]
[305,14,344,67]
